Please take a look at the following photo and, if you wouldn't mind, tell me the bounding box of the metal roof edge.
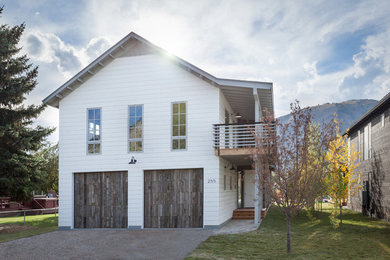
[344,91,390,136]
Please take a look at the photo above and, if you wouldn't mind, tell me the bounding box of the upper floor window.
[363,123,371,160]
[129,105,143,152]
[87,108,101,154]
[172,102,187,150]
[381,113,385,127]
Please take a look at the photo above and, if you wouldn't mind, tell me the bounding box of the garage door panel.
[74,171,127,228]
[144,168,203,228]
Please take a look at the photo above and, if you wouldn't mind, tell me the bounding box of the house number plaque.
[208,178,216,184]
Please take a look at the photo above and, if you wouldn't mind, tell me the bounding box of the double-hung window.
[172,102,187,150]
[129,105,143,152]
[87,108,101,154]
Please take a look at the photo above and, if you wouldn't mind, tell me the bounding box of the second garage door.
[144,168,203,228]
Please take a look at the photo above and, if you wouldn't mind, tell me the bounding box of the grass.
[187,205,390,259]
[0,214,58,243]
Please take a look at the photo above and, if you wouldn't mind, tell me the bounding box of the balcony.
[213,122,274,166]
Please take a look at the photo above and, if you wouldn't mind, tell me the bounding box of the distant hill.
[277,99,378,133]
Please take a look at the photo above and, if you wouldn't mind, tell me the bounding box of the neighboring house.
[43,32,274,229]
[345,91,390,221]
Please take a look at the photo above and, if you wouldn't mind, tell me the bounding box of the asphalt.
[0,219,261,259]
[0,229,212,260]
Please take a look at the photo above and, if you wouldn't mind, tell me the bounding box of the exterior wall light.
[129,156,137,164]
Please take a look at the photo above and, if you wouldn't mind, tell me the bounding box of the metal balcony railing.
[213,122,275,150]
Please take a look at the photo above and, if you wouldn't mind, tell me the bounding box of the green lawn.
[187,206,390,259]
[0,214,58,243]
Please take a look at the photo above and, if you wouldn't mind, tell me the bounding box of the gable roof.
[344,91,390,136]
[43,32,273,116]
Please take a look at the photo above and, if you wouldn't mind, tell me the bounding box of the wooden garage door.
[74,171,128,228]
[144,168,203,228]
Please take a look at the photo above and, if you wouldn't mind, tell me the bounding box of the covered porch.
[214,84,274,224]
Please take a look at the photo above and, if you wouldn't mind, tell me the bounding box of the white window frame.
[368,122,372,159]
[171,101,187,151]
[381,113,385,127]
[363,126,368,160]
[348,137,351,157]
[363,123,372,160]
[87,107,102,155]
[128,104,144,153]
[358,130,361,162]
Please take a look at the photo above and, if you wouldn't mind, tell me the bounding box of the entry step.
[232,208,254,220]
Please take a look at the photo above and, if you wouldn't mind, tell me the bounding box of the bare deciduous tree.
[252,101,335,253]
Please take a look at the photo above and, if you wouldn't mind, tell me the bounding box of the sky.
[2,0,390,143]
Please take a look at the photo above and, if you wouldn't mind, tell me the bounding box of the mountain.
[277,99,378,133]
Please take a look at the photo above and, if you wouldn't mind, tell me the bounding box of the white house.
[43,32,274,229]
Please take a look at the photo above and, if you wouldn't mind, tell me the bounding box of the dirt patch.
[0,224,34,233]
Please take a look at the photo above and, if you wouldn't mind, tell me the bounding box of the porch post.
[254,159,262,224]
[253,88,263,224]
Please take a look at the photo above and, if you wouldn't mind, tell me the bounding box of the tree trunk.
[339,204,343,225]
[286,215,291,253]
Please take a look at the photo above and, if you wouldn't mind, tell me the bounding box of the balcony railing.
[213,122,275,152]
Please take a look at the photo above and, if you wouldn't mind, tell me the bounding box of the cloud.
[3,0,390,143]
[23,31,82,78]
[85,36,112,61]
[339,27,390,99]
[23,31,112,78]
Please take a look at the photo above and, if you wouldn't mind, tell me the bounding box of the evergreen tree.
[0,7,54,201]
[36,142,59,194]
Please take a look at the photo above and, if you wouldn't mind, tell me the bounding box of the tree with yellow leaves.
[326,120,361,225]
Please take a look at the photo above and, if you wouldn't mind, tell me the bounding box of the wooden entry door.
[144,168,203,228]
[74,171,128,228]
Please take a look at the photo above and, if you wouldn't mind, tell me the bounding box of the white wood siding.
[217,91,238,224]
[58,54,222,228]
[218,159,238,224]
[219,90,235,124]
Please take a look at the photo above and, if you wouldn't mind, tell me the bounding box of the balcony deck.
[213,122,274,166]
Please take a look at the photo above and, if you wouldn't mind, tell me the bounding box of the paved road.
[0,229,212,260]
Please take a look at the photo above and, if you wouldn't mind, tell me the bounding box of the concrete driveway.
[0,229,212,260]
